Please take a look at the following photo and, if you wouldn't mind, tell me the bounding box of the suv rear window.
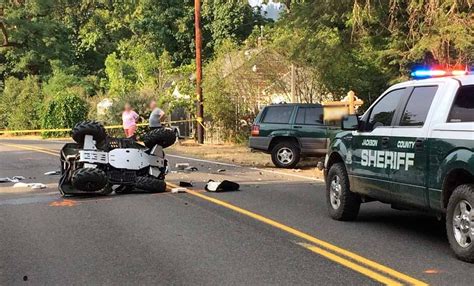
[399,86,437,126]
[262,106,293,124]
[295,107,324,125]
[448,85,474,122]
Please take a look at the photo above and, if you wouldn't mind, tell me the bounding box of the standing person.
[149,100,165,130]
[122,103,139,139]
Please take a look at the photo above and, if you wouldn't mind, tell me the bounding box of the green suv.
[325,74,474,261]
[249,103,333,168]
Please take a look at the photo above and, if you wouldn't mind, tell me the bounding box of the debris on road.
[44,170,61,176]
[175,163,190,170]
[0,176,26,183]
[217,169,226,173]
[179,181,193,187]
[184,166,198,172]
[13,182,47,189]
[205,180,239,192]
[171,187,187,193]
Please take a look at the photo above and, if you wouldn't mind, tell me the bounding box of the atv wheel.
[142,128,176,149]
[115,185,134,194]
[72,121,106,146]
[136,176,166,193]
[98,184,114,195]
[446,184,474,262]
[326,163,360,221]
[72,168,108,192]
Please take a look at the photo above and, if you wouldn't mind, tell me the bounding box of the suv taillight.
[251,124,260,136]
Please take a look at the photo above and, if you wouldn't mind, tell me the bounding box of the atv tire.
[72,168,108,192]
[142,128,176,149]
[72,121,106,146]
[98,184,114,195]
[114,185,135,194]
[136,176,166,193]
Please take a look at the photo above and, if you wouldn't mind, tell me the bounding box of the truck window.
[295,107,323,125]
[262,106,293,124]
[367,88,405,130]
[448,85,474,122]
[399,86,438,126]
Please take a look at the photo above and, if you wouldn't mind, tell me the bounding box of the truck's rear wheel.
[326,163,360,221]
[271,142,300,168]
[446,184,474,262]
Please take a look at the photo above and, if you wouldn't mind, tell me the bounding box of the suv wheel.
[326,163,360,221]
[271,142,300,168]
[446,184,474,262]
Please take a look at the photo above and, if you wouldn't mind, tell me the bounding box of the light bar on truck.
[411,67,471,79]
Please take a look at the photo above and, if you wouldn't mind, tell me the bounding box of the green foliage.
[40,92,89,137]
[203,40,255,141]
[203,0,260,48]
[1,0,471,143]
[272,0,473,104]
[1,0,75,78]
[0,76,43,130]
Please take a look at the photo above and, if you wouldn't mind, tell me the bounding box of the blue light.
[411,69,447,79]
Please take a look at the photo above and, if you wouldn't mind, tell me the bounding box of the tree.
[0,76,43,130]
[203,0,264,50]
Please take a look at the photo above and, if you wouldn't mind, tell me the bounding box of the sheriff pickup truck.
[324,71,474,262]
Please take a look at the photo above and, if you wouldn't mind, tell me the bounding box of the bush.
[41,92,89,137]
[0,76,43,130]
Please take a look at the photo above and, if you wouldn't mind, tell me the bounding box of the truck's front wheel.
[446,184,474,262]
[326,163,360,221]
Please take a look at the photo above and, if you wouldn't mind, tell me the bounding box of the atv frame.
[59,121,176,196]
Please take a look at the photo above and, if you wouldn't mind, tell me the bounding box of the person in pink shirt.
[122,103,139,139]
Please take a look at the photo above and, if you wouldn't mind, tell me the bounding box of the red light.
[251,124,260,136]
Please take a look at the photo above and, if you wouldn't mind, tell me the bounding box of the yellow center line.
[167,183,428,286]
[297,243,402,286]
[0,143,59,157]
[4,142,428,286]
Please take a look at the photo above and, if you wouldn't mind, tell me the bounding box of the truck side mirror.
[341,115,360,130]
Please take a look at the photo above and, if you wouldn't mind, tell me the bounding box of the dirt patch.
[169,140,325,180]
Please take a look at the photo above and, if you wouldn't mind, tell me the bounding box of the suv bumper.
[249,137,271,152]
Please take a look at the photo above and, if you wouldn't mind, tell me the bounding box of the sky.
[248,0,285,20]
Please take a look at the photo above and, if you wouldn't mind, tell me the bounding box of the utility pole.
[290,63,296,103]
[195,0,204,144]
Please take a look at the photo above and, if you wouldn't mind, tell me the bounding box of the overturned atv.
[59,121,176,196]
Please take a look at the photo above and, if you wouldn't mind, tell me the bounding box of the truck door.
[293,106,327,155]
[389,85,439,208]
[349,88,407,202]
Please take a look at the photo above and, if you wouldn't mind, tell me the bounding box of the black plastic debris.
[205,180,239,192]
[179,181,193,187]
[175,163,190,170]
[184,166,198,172]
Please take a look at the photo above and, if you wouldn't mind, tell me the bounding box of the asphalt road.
[0,139,472,285]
